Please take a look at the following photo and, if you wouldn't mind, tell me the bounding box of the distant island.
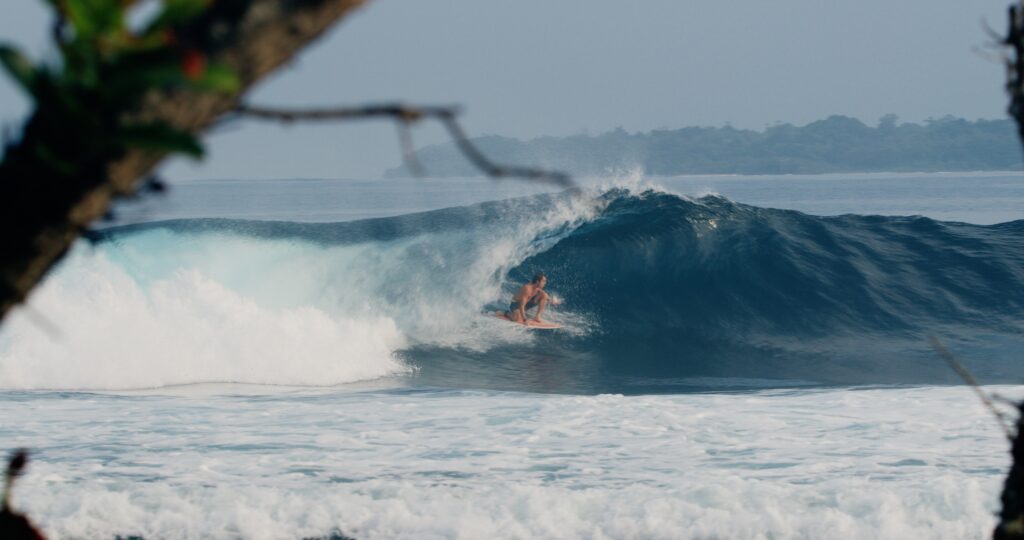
[384,115,1023,177]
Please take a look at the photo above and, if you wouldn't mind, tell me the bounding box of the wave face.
[511,190,1024,390]
[2,188,1023,392]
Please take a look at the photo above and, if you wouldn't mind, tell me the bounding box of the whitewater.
[0,172,1022,538]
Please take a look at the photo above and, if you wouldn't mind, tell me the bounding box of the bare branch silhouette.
[1004,2,1024,147]
[929,335,1013,441]
[395,122,426,177]
[0,449,44,539]
[985,17,1008,44]
[973,45,1010,66]
[235,103,575,188]
[993,6,1024,538]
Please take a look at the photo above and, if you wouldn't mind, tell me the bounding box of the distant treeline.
[384,115,1023,177]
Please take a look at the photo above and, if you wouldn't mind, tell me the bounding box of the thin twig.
[992,393,1021,407]
[435,112,574,188]
[236,103,456,123]
[984,17,1006,44]
[929,335,1013,441]
[235,103,574,188]
[19,305,61,341]
[973,45,1010,66]
[395,121,425,177]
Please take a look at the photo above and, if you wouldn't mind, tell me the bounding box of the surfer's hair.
[532,272,546,284]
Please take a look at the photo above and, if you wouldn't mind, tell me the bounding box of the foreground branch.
[928,336,1012,440]
[1006,2,1024,146]
[929,335,1024,539]
[236,103,575,188]
[997,406,1024,540]
[0,0,367,321]
[0,450,43,539]
[998,6,1024,537]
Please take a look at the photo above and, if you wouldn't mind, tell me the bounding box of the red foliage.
[181,49,206,80]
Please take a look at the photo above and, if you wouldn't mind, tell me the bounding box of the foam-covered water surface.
[3,385,1015,539]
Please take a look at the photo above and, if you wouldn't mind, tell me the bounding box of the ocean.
[0,171,1022,538]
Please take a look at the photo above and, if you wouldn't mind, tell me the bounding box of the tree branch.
[0,0,367,321]
[928,335,1013,440]
[996,8,1024,536]
[235,103,575,188]
[1005,2,1024,148]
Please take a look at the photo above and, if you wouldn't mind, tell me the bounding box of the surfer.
[506,273,559,325]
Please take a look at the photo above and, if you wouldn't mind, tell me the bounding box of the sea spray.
[0,190,606,390]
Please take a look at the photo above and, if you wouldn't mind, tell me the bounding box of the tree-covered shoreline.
[385,115,1023,177]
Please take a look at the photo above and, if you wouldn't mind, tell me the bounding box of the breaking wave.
[2,188,1022,392]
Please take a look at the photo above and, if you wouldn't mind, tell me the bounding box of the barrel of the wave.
[508,189,1024,387]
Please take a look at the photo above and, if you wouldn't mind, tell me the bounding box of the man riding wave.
[504,272,560,326]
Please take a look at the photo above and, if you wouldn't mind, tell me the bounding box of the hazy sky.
[0,0,1015,179]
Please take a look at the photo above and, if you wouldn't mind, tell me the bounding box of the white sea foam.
[0,249,408,389]
[3,385,1015,539]
[0,189,606,390]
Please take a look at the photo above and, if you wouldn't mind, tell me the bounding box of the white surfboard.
[493,311,563,329]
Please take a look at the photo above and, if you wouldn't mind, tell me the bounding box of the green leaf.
[63,0,99,39]
[116,122,204,158]
[147,0,208,30]
[0,44,38,97]
[64,0,124,39]
[102,50,184,95]
[191,63,240,93]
